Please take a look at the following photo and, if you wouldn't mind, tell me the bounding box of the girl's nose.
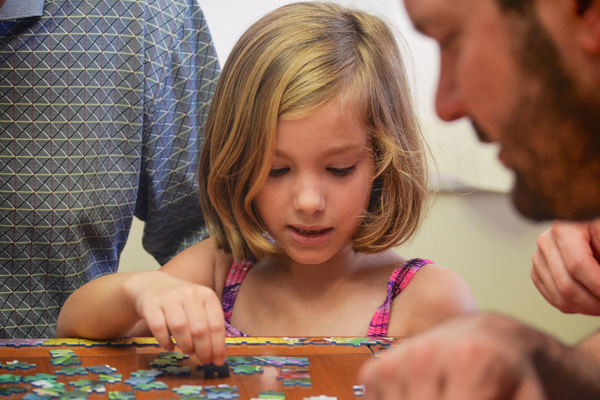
[292,176,325,214]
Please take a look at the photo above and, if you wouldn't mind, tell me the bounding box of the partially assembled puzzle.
[0,337,395,399]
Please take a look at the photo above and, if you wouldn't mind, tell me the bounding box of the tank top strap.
[367,258,433,337]
[222,257,255,336]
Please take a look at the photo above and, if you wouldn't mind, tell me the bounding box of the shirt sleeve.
[136,0,220,265]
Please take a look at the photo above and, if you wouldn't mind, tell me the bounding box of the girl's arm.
[56,239,229,365]
[388,264,478,337]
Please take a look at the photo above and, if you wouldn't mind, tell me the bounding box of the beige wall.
[118,191,600,344]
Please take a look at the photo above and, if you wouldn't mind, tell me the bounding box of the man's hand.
[531,220,600,315]
[359,314,547,400]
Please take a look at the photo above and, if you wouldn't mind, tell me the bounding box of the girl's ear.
[575,0,600,54]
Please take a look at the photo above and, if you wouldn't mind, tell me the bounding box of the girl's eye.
[269,168,289,177]
[328,166,356,177]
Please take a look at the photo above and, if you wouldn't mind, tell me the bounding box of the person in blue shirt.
[0,0,220,338]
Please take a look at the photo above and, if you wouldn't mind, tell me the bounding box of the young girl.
[57,2,476,366]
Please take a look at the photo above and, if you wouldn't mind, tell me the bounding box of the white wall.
[117,0,600,344]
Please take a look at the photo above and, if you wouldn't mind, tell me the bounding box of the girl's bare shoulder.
[387,262,478,337]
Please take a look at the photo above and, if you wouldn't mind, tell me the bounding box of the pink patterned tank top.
[222,257,432,337]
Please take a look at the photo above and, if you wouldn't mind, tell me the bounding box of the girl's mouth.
[288,226,333,245]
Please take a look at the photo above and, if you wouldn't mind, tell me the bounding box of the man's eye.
[328,166,356,177]
[269,168,289,177]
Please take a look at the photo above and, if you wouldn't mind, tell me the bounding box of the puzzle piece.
[172,385,204,395]
[69,379,106,393]
[24,393,55,400]
[23,373,57,382]
[133,381,169,391]
[230,365,263,374]
[255,356,309,367]
[159,352,189,360]
[1,360,36,370]
[108,391,136,400]
[129,369,163,378]
[302,397,337,400]
[31,380,66,389]
[50,356,81,366]
[353,384,365,396]
[99,373,123,383]
[196,362,230,378]
[149,359,178,368]
[49,350,76,358]
[204,385,239,399]
[55,367,88,376]
[277,368,311,386]
[60,390,89,400]
[178,396,208,400]
[0,373,21,384]
[86,365,117,375]
[225,357,255,366]
[257,390,285,399]
[124,377,155,386]
[0,385,26,396]
[163,366,190,376]
[34,386,67,397]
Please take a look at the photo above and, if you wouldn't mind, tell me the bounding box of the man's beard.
[476,9,600,221]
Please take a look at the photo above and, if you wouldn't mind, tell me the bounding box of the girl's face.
[254,101,375,266]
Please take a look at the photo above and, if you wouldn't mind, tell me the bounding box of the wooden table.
[0,337,394,399]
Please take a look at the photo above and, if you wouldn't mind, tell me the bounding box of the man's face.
[404,0,600,221]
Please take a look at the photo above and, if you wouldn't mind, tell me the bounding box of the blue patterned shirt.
[0,0,220,338]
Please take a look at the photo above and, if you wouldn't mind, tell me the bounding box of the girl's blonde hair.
[200,2,428,261]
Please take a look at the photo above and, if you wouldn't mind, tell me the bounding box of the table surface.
[0,337,395,399]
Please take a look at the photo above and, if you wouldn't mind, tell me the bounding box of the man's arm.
[359,313,600,399]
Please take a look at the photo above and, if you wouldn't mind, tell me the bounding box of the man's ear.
[575,0,600,54]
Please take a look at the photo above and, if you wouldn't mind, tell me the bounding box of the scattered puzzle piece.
[34,386,67,397]
[69,379,106,393]
[55,367,88,376]
[124,377,155,386]
[50,350,76,358]
[108,391,136,400]
[31,380,66,389]
[23,373,57,382]
[230,365,263,374]
[99,373,123,383]
[60,390,89,400]
[50,356,81,366]
[277,368,311,387]
[0,385,26,396]
[86,365,117,375]
[178,396,208,400]
[1,360,36,370]
[24,393,54,400]
[159,352,189,360]
[257,390,285,399]
[204,385,239,399]
[129,369,163,378]
[133,381,168,391]
[149,359,178,368]
[0,374,21,384]
[164,366,190,376]
[173,385,204,395]
[196,362,230,378]
[353,384,365,396]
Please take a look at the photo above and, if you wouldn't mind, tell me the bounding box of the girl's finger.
[205,293,226,365]
[184,299,213,365]
[143,305,174,351]
[163,303,194,355]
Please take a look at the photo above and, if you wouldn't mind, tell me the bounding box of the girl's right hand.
[123,270,226,365]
